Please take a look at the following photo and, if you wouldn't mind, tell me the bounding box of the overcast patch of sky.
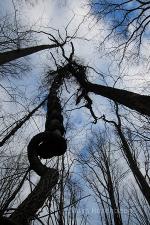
[1,0,148,167]
[1,0,150,92]
[1,0,149,172]
[0,1,149,224]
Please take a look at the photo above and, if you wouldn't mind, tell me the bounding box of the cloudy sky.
[0,0,150,224]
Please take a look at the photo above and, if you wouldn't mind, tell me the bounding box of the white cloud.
[0,2,149,224]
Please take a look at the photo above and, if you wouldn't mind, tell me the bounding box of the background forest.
[0,0,150,224]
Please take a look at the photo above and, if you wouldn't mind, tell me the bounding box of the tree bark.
[0,44,58,65]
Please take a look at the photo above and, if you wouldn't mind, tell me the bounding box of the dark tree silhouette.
[102,103,150,206]
[0,2,150,223]
[0,44,62,66]
[0,68,67,224]
[80,131,124,225]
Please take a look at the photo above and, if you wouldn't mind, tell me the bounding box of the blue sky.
[0,0,150,224]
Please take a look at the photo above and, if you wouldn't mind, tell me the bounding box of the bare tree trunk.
[103,105,150,206]
[3,73,67,225]
[9,168,59,225]
[0,44,58,65]
[86,82,150,117]
[58,156,65,225]
[105,160,123,225]
[60,51,150,117]
[80,130,124,225]
[74,67,150,116]
[116,125,150,206]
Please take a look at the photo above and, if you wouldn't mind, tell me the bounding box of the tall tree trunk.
[9,168,59,225]
[106,161,123,225]
[86,82,150,117]
[116,125,150,206]
[58,156,65,225]
[74,68,150,116]
[6,73,67,225]
[103,110,150,206]
[0,44,58,65]
[61,56,150,117]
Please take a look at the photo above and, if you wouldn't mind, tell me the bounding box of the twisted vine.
[1,73,67,225]
[28,73,67,176]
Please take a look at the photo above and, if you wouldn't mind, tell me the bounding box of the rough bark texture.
[0,44,58,65]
